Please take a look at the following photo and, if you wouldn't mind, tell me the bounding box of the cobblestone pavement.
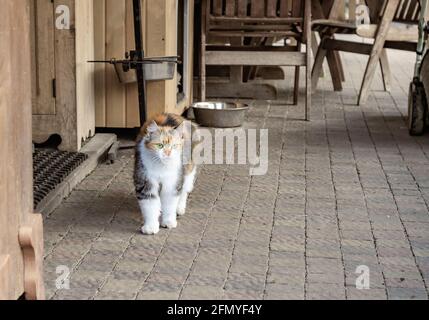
[43,51,429,300]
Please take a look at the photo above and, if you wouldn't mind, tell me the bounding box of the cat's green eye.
[155,143,164,149]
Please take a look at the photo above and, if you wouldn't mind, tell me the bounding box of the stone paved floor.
[43,50,429,300]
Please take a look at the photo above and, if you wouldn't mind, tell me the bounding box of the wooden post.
[0,0,45,300]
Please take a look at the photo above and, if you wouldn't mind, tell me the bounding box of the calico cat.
[134,113,198,235]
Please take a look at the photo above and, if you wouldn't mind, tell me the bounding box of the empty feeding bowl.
[192,102,249,128]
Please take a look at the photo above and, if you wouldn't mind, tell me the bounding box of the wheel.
[408,80,427,136]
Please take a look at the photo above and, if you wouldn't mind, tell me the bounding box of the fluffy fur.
[134,113,198,235]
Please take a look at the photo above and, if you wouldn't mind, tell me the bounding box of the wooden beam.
[323,38,372,55]
[206,51,307,66]
[204,83,277,100]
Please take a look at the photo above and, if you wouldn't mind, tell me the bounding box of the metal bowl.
[192,102,249,128]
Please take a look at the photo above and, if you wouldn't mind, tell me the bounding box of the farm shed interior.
[31,0,195,152]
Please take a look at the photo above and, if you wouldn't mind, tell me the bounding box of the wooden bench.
[200,0,312,120]
[312,0,427,105]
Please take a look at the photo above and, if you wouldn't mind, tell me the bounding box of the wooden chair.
[200,0,312,120]
[312,0,427,105]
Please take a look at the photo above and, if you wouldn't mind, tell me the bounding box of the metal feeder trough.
[192,102,249,128]
[114,60,176,84]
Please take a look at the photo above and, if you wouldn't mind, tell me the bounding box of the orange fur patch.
[138,113,184,142]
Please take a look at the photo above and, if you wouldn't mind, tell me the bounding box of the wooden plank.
[404,0,420,21]
[237,0,248,16]
[323,38,372,54]
[163,0,180,113]
[105,0,126,127]
[336,0,346,20]
[186,1,196,108]
[206,45,300,51]
[75,0,95,143]
[146,0,168,114]
[209,16,302,22]
[251,0,265,17]
[280,0,291,17]
[328,0,345,19]
[32,0,56,115]
[292,0,303,17]
[94,0,106,127]
[0,0,37,299]
[225,0,236,16]
[266,0,278,17]
[213,0,223,16]
[53,0,78,150]
[209,30,300,37]
[356,22,418,41]
[125,0,141,128]
[211,24,296,30]
[204,82,277,99]
[206,51,306,66]
[349,0,356,22]
[96,0,195,124]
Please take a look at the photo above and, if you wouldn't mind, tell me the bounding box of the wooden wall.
[0,0,44,300]
[32,0,95,151]
[94,0,195,128]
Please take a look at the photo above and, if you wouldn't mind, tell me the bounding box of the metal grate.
[33,149,88,209]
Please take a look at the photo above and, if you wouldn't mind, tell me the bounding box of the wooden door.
[0,0,45,300]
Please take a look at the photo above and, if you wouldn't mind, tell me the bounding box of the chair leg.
[333,51,345,82]
[358,52,381,105]
[294,66,300,105]
[200,1,207,102]
[312,41,327,92]
[200,55,206,101]
[311,32,324,77]
[326,51,343,91]
[358,0,398,105]
[380,49,392,92]
[294,42,302,105]
[200,40,206,101]
[306,64,311,121]
[306,31,312,121]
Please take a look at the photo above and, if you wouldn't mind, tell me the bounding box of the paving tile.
[43,52,429,300]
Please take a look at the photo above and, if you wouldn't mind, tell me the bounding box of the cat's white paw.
[141,224,160,235]
[161,219,178,229]
[177,206,186,217]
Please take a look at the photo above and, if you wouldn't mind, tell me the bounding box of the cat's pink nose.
[164,150,172,157]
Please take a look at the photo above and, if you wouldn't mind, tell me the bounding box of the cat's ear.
[147,121,159,134]
[175,120,191,139]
